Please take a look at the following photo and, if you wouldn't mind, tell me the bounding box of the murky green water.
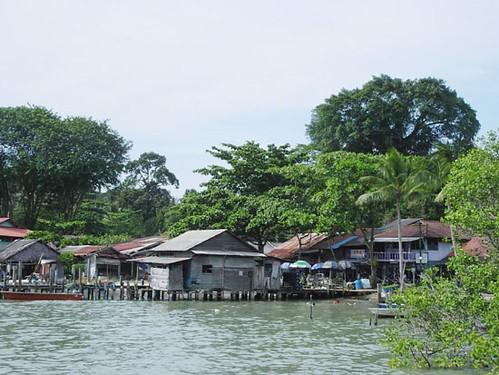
[0,299,477,375]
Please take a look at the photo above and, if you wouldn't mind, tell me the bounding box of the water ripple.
[0,300,476,375]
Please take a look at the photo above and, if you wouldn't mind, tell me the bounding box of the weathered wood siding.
[189,255,257,291]
[192,231,257,252]
[168,263,184,290]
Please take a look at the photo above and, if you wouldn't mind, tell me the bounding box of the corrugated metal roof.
[267,233,331,260]
[112,237,165,253]
[154,229,227,251]
[0,239,53,262]
[60,245,126,259]
[60,245,103,255]
[0,227,30,238]
[462,237,490,257]
[374,237,420,243]
[191,250,267,257]
[375,220,452,240]
[129,256,191,265]
[0,218,11,225]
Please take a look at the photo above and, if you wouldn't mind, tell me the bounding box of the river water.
[0,299,477,375]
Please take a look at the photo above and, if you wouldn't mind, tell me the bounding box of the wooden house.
[328,219,458,282]
[0,218,30,250]
[0,239,62,282]
[60,245,129,281]
[131,229,280,292]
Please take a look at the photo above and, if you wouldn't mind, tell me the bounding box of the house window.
[264,263,272,277]
[427,239,439,250]
[202,265,213,273]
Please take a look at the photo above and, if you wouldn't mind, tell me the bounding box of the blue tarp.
[311,262,324,270]
[280,262,291,270]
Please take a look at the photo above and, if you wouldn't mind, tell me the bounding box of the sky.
[1,1,498,197]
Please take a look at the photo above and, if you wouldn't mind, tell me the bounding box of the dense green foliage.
[442,132,499,246]
[0,105,177,240]
[384,250,498,371]
[357,149,431,289]
[383,135,499,371]
[0,106,131,227]
[165,142,307,250]
[307,75,480,156]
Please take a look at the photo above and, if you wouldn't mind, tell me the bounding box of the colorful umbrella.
[280,262,291,270]
[322,261,338,270]
[289,260,312,269]
[311,262,324,270]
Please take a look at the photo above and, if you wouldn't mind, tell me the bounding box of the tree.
[0,106,130,227]
[164,142,307,250]
[383,250,498,371]
[314,151,384,285]
[441,131,499,248]
[117,152,178,234]
[48,116,130,220]
[307,75,480,156]
[269,162,320,257]
[357,148,429,290]
[0,106,60,226]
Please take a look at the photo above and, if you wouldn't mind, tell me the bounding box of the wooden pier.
[0,282,377,302]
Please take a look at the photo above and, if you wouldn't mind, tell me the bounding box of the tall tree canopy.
[0,105,130,227]
[114,152,178,234]
[164,142,308,250]
[442,131,499,247]
[307,75,480,156]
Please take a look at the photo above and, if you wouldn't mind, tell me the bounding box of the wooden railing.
[372,251,417,262]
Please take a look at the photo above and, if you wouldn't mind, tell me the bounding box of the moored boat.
[1,291,83,301]
[369,303,402,323]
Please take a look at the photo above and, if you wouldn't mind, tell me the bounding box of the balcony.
[346,249,427,263]
[373,251,417,262]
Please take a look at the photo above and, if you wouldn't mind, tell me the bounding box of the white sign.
[150,267,169,291]
[415,253,429,264]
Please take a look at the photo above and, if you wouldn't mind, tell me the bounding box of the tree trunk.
[297,233,303,260]
[396,202,404,292]
[368,229,377,288]
[447,205,457,251]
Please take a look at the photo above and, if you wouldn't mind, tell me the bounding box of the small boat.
[1,291,83,301]
[369,306,399,317]
[369,303,401,323]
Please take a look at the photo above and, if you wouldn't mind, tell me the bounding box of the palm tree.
[432,149,456,250]
[357,148,429,291]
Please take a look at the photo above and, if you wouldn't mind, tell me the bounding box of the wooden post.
[18,261,23,291]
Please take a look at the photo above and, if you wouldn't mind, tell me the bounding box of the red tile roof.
[462,237,490,257]
[0,227,30,239]
[0,217,10,225]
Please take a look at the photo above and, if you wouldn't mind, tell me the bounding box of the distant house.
[60,245,129,281]
[0,218,30,250]
[0,239,62,281]
[131,229,280,292]
[462,237,491,257]
[267,233,335,263]
[270,219,460,283]
[112,236,165,257]
[329,219,458,281]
